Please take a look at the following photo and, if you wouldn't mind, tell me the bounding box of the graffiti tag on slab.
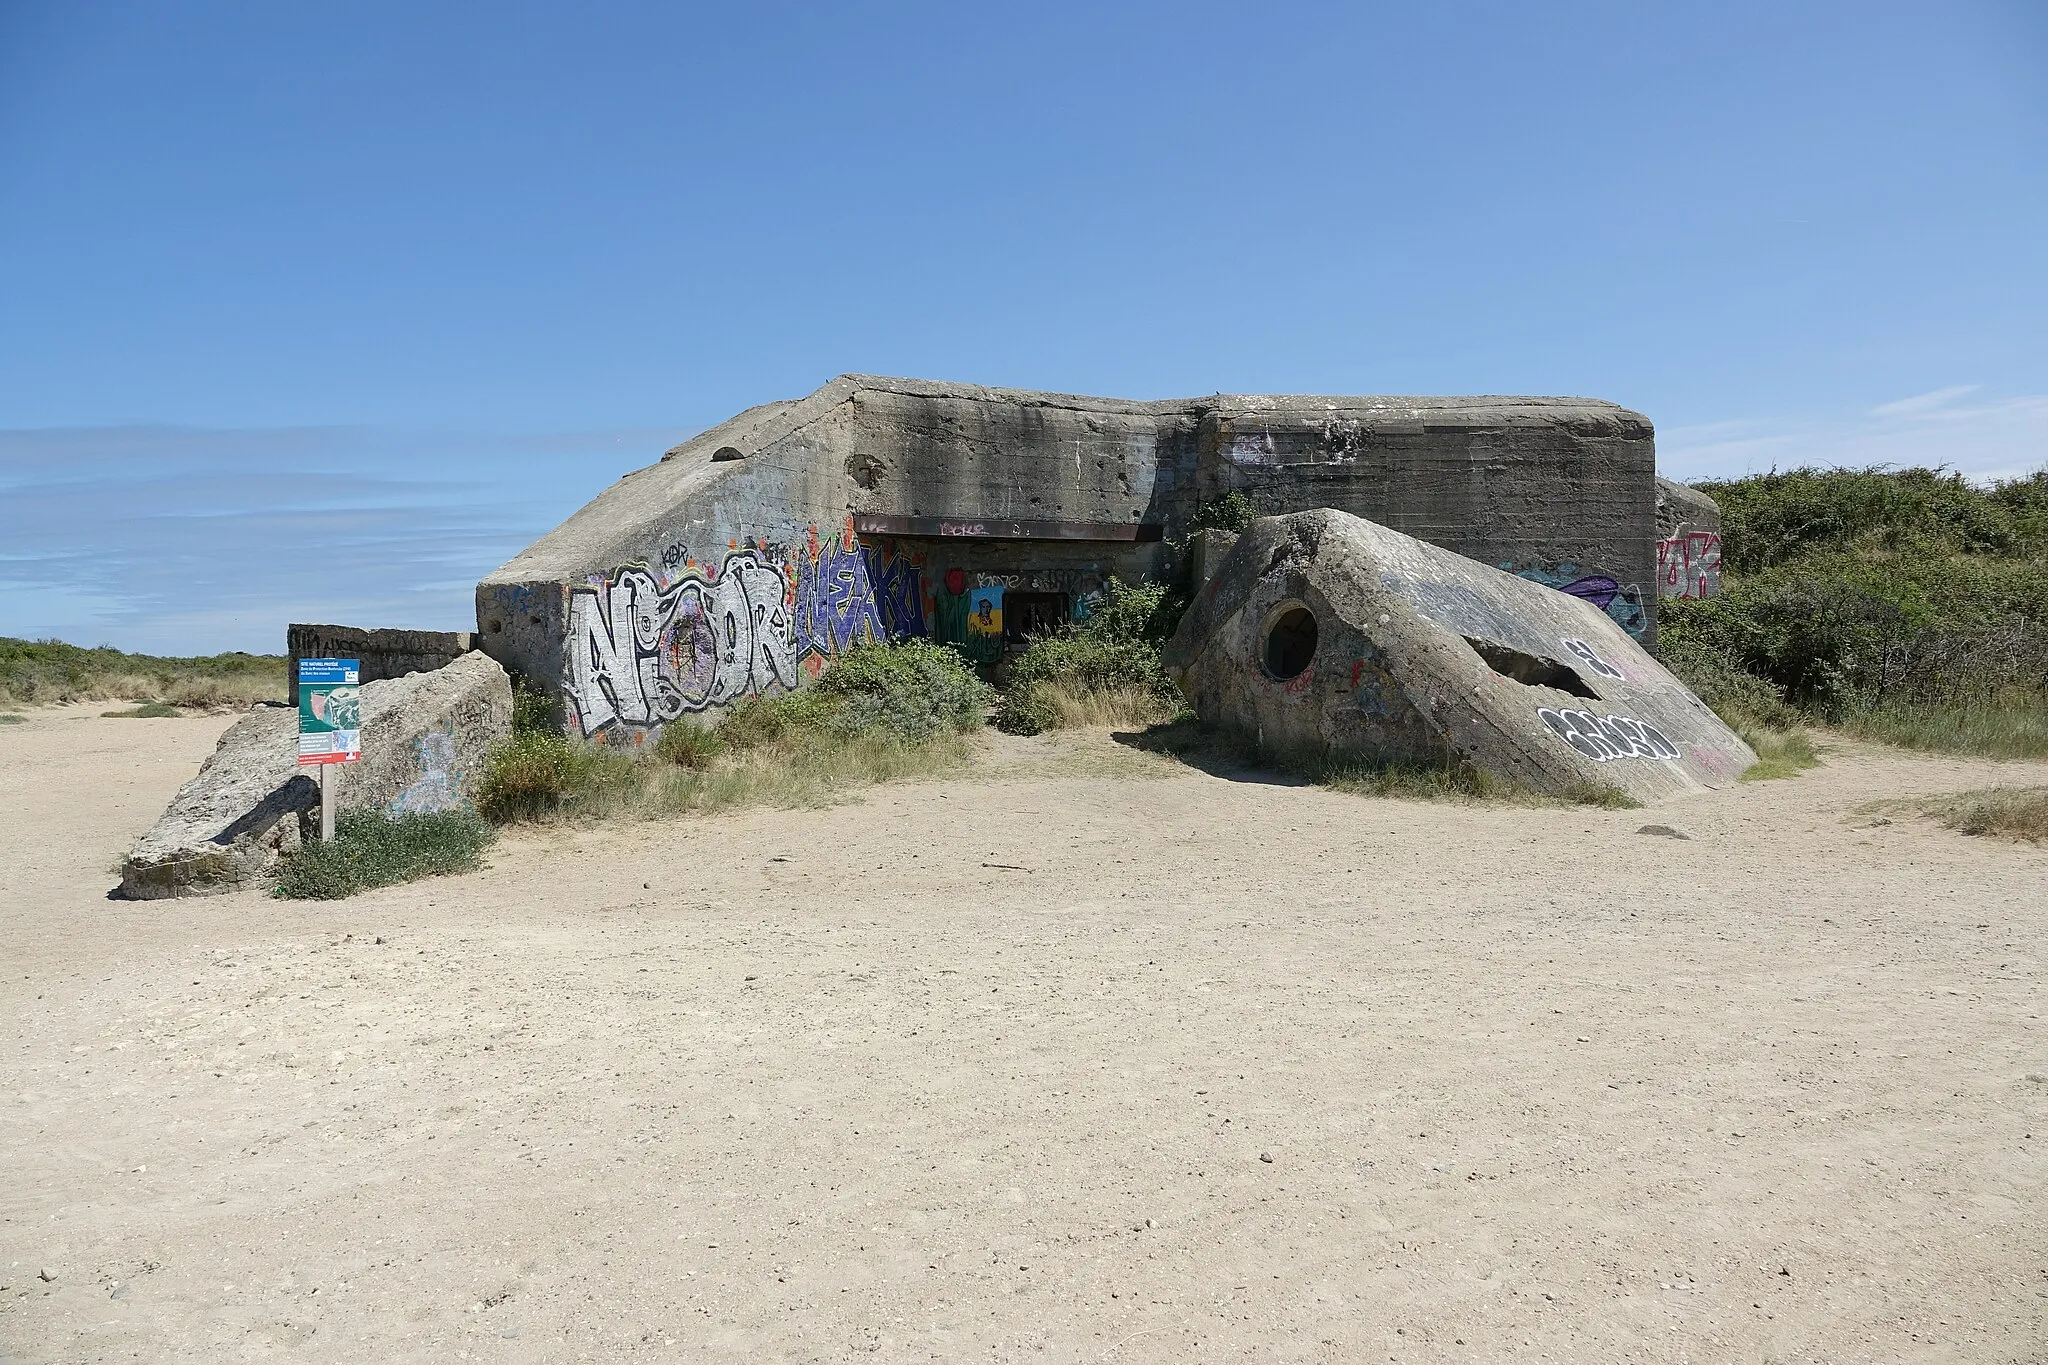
[1538,707,1680,762]
[1657,531,1722,600]
[1561,637,1624,680]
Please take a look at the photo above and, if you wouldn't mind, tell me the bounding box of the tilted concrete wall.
[478,375,1658,745]
[1164,510,1754,803]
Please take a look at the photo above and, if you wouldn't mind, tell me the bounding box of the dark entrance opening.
[1263,605,1318,680]
[1003,591,1070,643]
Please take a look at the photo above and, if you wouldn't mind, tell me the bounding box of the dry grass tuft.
[1907,786,2048,844]
[1025,680,1185,732]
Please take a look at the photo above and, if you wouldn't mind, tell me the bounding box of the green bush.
[717,686,844,750]
[996,578,1187,734]
[273,808,495,900]
[474,729,639,822]
[1662,465,2048,757]
[1189,491,1258,535]
[1701,466,2048,572]
[809,638,991,742]
[511,678,564,735]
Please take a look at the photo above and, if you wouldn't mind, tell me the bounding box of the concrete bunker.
[478,375,1667,745]
[1163,509,1755,802]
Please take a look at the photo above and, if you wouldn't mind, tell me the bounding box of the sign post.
[296,658,361,841]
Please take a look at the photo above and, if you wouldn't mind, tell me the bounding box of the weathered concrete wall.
[1654,476,1723,602]
[479,375,1658,746]
[286,624,476,704]
[119,653,512,899]
[1164,510,1753,803]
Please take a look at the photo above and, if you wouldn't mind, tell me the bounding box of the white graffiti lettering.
[1561,637,1625,680]
[1537,707,1681,762]
[566,552,796,736]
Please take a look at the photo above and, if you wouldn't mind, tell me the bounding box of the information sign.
[297,658,362,765]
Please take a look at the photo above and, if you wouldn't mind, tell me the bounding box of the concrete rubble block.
[286,623,477,703]
[1162,509,1756,803]
[118,652,513,899]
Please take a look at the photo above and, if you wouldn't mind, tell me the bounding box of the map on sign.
[297,658,362,765]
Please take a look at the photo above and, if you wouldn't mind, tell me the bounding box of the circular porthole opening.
[1262,604,1318,680]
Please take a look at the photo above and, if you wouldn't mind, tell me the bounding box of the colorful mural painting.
[1512,564,1650,640]
[1656,531,1723,600]
[966,587,1003,640]
[563,521,928,738]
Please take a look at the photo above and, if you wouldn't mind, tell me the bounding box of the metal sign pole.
[321,763,335,842]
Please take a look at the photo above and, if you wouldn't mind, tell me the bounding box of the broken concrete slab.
[1162,509,1755,803]
[118,652,513,898]
[286,624,477,703]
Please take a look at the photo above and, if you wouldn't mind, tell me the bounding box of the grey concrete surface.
[479,375,1658,744]
[1163,510,1754,802]
[286,625,477,704]
[118,653,512,898]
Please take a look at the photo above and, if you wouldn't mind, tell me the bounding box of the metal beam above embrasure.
[852,514,1165,542]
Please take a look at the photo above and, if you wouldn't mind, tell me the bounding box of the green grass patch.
[0,635,285,707]
[102,701,185,718]
[1879,786,2048,845]
[482,639,990,825]
[1837,697,2048,760]
[272,809,496,900]
[0,713,24,725]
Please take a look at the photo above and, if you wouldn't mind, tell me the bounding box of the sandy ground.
[1,703,2044,1365]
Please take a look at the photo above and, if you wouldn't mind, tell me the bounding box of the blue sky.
[2,1,2043,653]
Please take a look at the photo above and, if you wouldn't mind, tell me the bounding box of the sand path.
[2,705,2044,1363]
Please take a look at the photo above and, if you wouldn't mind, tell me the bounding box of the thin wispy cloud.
[1868,384,1982,418]
[1661,386,2048,486]
[0,424,691,655]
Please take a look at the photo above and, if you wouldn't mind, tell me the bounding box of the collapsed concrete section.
[118,652,512,898]
[479,375,1658,746]
[1162,510,1755,802]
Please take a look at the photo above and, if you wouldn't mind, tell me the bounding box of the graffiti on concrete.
[1657,531,1722,600]
[1515,565,1649,639]
[794,521,926,661]
[566,553,798,736]
[565,522,929,737]
[389,728,460,815]
[1561,637,1625,681]
[1538,707,1680,762]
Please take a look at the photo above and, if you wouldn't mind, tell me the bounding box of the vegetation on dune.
[272,808,496,900]
[1910,786,2048,844]
[1663,466,2048,761]
[0,636,286,708]
[996,578,1189,735]
[476,639,989,825]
